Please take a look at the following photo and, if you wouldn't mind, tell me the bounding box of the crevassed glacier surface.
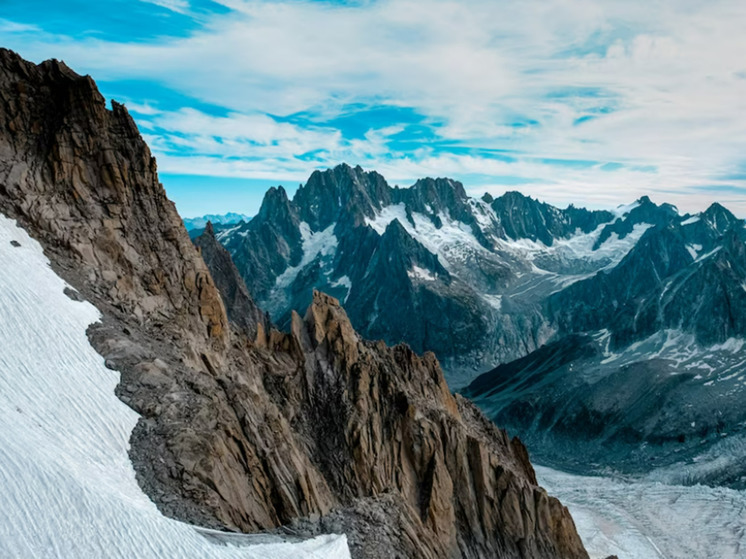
[537,466,746,559]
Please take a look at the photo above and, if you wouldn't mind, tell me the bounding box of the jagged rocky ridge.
[0,49,591,558]
[216,165,686,387]
[193,221,270,340]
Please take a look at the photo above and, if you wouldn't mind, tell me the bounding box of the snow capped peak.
[612,200,640,217]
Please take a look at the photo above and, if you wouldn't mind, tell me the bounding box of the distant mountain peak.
[702,201,739,232]
[293,163,391,230]
[257,185,295,219]
[501,190,532,200]
[412,176,466,193]
[182,212,251,232]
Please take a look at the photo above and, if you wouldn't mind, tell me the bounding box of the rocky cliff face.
[0,48,590,559]
[0,48,227,351]
[193,221,269,340]
[264,292,588,558]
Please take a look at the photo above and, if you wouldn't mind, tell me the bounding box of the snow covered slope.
[0,214,350,559]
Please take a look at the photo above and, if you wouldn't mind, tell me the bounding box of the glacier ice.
[537,466,746,559]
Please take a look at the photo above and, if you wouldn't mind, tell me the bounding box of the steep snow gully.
[0,214,350,559]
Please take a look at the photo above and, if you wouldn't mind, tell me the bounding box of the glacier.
[537,466,746,559]
[0,214,350,559]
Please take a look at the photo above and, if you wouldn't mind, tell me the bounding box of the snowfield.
[537,466,746,559]
[0,215,350,559]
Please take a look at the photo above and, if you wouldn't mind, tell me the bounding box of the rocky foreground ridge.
[0,48,591,558]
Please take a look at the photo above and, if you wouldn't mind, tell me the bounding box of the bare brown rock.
[0,48,227,359]
[273,291,588,558]
[193,221,270,340]
[0,48,589,559]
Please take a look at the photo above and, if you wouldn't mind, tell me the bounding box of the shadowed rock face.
[193,222,270,341]
[0,48,227,351]
[0,48,589,559]
[489,191,613,247]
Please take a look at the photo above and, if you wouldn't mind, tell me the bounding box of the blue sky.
[2,0,746,217]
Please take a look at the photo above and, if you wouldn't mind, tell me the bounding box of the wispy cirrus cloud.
[1,0,746,216]
[139,0,191,14]
[0,19,41,33]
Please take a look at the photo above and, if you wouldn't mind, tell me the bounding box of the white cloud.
[3,0,746,215]
[123,102,163,116]
[0,19,40,33]
[139,0,190,14]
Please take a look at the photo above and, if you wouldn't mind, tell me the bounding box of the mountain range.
[211,163,746,487]
[183,211,251,232]
[464,204,746,487]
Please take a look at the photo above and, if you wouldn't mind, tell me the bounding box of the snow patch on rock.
[612,201,641,217]
[497,222,653,272]
[482,294,503,310]
[407,265,437,282]
[275,222,338,290]
[686,243,703,259]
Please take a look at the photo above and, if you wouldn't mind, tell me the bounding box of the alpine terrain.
[183,212,251,232]
[213,161,746,490]
[184,212,251,239]
[0,48,593,559]
[465,202,746,488]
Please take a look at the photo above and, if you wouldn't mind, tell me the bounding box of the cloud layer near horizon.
[2,0,746,216]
